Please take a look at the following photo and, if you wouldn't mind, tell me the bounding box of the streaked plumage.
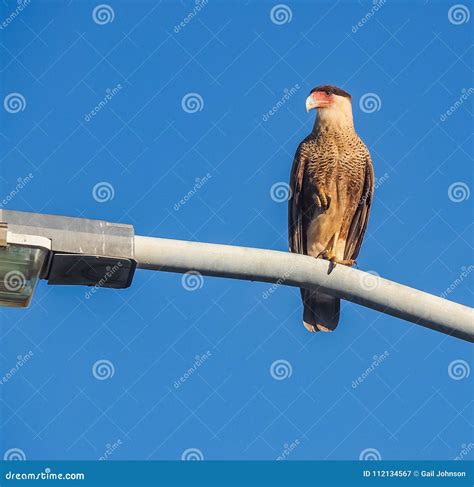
[288,85,374,333]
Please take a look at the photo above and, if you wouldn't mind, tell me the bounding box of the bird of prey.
[288,85,374,333]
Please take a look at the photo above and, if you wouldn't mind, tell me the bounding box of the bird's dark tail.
[301,289,340,332]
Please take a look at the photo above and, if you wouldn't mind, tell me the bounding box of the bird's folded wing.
[288,149,306,254]
[344,157,374,261]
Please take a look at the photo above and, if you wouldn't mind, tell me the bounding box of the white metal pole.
[134,236,474,343]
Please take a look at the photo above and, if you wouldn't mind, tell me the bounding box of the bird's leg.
[332,258,356,266]
[316,250,356,267]
[316,249,332,260]
[314,188,331,210]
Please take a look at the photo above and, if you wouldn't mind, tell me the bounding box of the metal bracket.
[0,223,7,247]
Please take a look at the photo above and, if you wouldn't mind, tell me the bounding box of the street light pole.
[1,209,472,343]
[134,236,474,343]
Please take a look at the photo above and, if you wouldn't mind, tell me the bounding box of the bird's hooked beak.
[306,92,331,112]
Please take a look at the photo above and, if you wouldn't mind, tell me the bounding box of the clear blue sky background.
[0,0,472,461]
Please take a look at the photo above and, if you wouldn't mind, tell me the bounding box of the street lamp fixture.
[0,209,136,308]
[0,208,472,343]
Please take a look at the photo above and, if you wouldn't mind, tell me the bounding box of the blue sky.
[0,0,472,461]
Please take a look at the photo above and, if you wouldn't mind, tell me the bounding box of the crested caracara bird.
[288,85,374,333]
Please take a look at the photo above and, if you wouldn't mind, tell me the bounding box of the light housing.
[0,232,51,307]
[0,210,137,307]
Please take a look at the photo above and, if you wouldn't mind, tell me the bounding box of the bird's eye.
[325,91,331,96]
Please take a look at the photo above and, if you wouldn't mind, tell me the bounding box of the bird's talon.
[315,190,331,210]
